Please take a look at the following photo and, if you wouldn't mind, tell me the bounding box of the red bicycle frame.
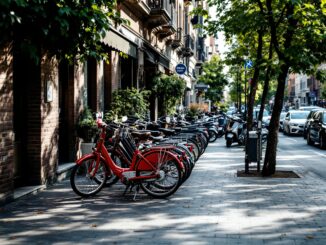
[76,119,184,182]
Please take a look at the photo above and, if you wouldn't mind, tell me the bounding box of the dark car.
[279,112,287,132]
[303,109,321,139]
[306,110,326,149]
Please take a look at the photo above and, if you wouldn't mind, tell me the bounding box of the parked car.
[279,112,287,131]
[253,109,270,127]
[283,110,309,135]
[306,110,326,149]
[303,109,321,139]
[299,105,323,111]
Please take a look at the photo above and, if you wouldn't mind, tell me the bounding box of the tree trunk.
[262,64,288,176]
[247,29,263,130]
[262,1,297,176]
[258,40,273,121]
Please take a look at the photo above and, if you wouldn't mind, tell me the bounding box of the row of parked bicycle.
[70,113,227,199]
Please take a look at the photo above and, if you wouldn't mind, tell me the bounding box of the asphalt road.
[278,132,326,180]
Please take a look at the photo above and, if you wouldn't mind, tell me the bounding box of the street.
[1,135,326,244]
[278,133,326,180]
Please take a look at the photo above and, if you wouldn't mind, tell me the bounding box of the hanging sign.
[175,63,187,75]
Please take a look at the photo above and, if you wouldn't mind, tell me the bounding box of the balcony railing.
[169,27,183,48]
[123,0,151,17]
[185,34,195,50]
[147,0,176,37]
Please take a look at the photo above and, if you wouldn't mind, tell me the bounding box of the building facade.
[0,0,214,204]
[286,70,323,108]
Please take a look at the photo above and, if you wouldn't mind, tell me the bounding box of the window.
[291,112,309,119]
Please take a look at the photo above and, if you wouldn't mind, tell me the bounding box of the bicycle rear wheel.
[70,157,108,197]
[138,151,182,198]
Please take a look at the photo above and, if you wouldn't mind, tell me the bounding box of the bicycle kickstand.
[133,185,140,201]
[123,184,131,196]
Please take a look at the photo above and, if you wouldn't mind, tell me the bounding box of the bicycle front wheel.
[139,152,182,198]
[70,157,108,197]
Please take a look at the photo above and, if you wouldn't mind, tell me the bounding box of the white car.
[299,106,323,111]
[283,110,309,135]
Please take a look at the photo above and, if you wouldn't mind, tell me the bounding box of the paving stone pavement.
[1,138,326,245]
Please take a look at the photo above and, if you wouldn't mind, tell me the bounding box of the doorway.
[58,61,75,163]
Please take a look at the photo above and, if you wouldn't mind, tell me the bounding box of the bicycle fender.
[75,152,106,165]
[136,149,184,171]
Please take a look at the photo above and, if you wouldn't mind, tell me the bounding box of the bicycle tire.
[137,151,182,198]
[187,138,200,162]
[170,148,190,183]
[70,157,108,197]
[208,130,218,143]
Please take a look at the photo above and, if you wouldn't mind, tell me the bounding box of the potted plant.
[76,107,97,155]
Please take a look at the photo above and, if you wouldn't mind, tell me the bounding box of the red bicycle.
[70,119,184,198]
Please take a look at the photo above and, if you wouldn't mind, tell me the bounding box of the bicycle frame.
[76,120,184,183]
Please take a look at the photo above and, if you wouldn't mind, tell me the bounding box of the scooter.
[225,116,246,147]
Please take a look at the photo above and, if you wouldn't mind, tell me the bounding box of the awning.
[143,43,169,69]
[103,30,137,58]
[144,49,156,64]
[195,84,210,91]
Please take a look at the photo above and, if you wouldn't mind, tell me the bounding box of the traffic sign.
[175,63,187,75]
[244,60,253,69]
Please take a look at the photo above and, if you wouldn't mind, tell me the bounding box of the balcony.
[123,0,151,17]
[167,27,183,48]
[185,35,195,50]
[147,0,172,29]
[177,34,195,57]
[152,23,176,40]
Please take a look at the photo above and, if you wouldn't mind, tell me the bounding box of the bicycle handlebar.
[96,118,107,129]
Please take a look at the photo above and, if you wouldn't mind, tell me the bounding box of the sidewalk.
[1,139,326,244]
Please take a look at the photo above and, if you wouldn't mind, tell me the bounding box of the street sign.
[175,63,187,75]
[244,60,253,69]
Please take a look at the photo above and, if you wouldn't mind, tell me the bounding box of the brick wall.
[40,57,59,184]
[0,50,14,204]
[74,62,88,159]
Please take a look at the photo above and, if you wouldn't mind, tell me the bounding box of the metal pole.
[244,65,249,173]
[244,68,247,121]
[257,121,262,172]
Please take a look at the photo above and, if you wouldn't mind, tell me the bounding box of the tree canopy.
[197,0,326,175]
[198,55,228,103]
[0,0,127,62]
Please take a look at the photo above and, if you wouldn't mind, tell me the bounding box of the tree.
[262,0,325,176]
[201,0,325,176]
[0,0,127,63]
[197,55,228,103]
[152,74,186,116]
[317,68,326,99]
